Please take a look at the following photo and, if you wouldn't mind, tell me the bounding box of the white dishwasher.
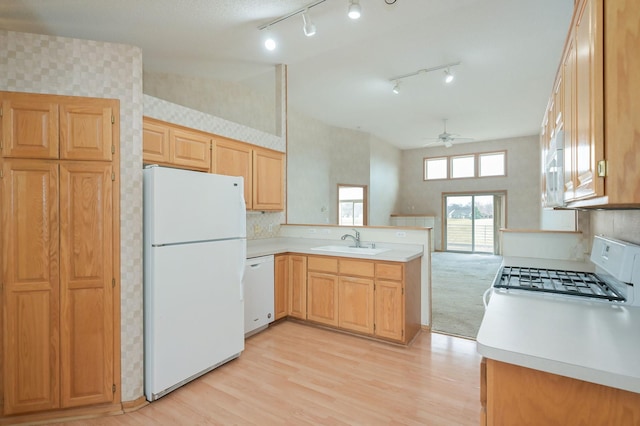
[243,255,275,337]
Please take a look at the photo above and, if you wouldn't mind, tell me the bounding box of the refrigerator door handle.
[239,242,247,301]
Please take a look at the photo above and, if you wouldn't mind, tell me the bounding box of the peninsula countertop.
[477,289,640,394]
[246,237,424,262]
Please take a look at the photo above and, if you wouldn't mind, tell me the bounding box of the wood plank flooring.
[60,321,481,425]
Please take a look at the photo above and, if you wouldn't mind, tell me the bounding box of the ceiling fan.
[424,119,474,148]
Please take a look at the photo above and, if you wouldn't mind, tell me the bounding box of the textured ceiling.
[0,0,574,149]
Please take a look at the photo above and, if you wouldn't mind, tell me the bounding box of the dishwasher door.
[243,255,275,336]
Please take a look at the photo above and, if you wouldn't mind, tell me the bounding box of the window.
[451,155,475,179]
[424,157,448,180]
[338,185,367,226]
[423,151,506,180]
[479,152,506,177]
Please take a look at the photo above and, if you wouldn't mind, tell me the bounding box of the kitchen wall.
[0,30,144,402]
[369,134,402,225]
[399,135,541,250]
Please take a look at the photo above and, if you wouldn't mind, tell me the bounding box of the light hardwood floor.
[61,321,481,425]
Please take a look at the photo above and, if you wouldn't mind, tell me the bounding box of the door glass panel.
[445,194,495,253]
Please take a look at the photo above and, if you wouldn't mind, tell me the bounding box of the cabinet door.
[563,33,577,200]
[374,279,404,341]
[573,0,604,200]
[288,255,307,319]
[215,139,253,210]
[169,127,211,171]
[252,148,284,211]
[307,272,339,326]
[274,255,288,320]
[59,162,114,407]
[339,276,374,334]
[143,118,170,164]
[60,101,114,161]
[2,160,60,415]
[1,94,59,159]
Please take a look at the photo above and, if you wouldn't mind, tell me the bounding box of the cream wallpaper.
[1,30,144,401]
[399,135,541,251]
[369,134,402,226]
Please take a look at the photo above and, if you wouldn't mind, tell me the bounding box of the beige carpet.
[431,252,502,339]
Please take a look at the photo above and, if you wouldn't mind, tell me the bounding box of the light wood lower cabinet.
[274,254,288,320]
[339,276,374,334]
[288,255,308,320]
[302,255,420,344]
[482,358,640,425]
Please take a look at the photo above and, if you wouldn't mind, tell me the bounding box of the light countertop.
[246,237,423,262]
[477,279,640,394]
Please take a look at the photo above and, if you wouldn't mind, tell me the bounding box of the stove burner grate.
[494,266,626,302]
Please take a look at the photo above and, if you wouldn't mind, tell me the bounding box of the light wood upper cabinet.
[142,119,170,164]
[59,102,114,161]
[541,0,640,207]
[252,148,284,211]
[1,95,59,159]
[142,117,211,172]
[59,162,114,408]
[215,138,253,209]
[1,93,115,161]
[170,127,211,171]
[2,160,60,415]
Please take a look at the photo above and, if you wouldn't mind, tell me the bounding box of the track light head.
[392,81,400,94]
[348,0,361,20]
[444,68,454,83]
[302,10,316,37]
[264,32,277,51]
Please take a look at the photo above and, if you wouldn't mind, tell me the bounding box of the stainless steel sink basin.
[310,245,391,255]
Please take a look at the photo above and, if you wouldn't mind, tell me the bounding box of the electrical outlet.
[396,231,407,238]
[268,224,273,232]
[254,224,261,234]
[308,228,317,234]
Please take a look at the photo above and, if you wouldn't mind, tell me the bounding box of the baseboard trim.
[122,396,148,412]
[0,402,123,425]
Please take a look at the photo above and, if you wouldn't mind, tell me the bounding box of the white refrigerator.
[143,165,246,401]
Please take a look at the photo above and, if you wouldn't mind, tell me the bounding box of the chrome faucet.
[341,229,361,248]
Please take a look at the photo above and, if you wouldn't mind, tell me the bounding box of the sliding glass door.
[444,194,500,253]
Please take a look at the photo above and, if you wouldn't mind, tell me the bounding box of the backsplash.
[589,210,640,246]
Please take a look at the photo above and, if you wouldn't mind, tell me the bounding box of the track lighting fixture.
[388,61,461,92]
[348,0,362,20]
[444,67,454,83]
[264,30,277,51]
[302,10,316,37]
[392,81,400,94]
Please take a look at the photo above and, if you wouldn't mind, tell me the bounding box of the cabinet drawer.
[375,262,403,281]
[339,259,374,277]
[307,256,338,273]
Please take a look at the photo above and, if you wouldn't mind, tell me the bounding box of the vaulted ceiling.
[0,0,573,149]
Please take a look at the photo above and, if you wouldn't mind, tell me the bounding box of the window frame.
[337,184,368,226]
[423,150,506,181]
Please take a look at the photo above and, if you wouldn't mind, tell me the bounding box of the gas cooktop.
[494,266,626,302]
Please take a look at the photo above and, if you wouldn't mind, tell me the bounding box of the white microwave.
[545,129,565,207]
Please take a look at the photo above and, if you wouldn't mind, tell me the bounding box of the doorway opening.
[443,192,505,253]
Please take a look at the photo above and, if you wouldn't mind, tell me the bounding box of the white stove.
[491,235,640,306]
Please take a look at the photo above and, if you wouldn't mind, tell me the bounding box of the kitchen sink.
[310,245,391,255]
